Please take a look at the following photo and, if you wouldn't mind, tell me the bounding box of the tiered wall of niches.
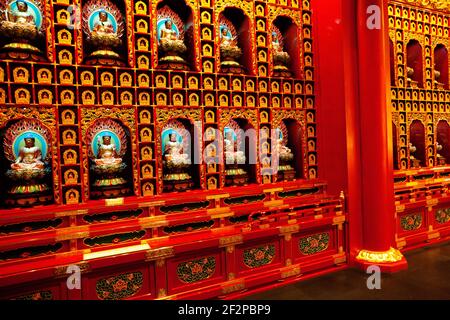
[0,0,347,300]
[389,1,450,250]
[0,0,318,205]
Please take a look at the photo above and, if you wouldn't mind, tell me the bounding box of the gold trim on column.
[356,247,404,263]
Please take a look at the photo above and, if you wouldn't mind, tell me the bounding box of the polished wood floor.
[244,242,450,300]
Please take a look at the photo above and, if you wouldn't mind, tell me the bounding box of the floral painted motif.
[435,208,450,224]
[400,213,423,231]
[12,290,53,300]
[177,257,216,284]
[299,232,330,255]
[96,271,143,300]
[243,244,276,268]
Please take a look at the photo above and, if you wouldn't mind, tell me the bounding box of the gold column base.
[356,247,404,263]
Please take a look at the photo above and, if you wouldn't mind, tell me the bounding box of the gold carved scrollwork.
[402,0,450,12]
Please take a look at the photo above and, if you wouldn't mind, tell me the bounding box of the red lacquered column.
[354,0,407,272]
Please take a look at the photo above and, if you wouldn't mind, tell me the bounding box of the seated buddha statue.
[434,64,444,90]
[93,11,115,35]
[276,137,293,158]
[224,131,246,164]
[220,27,242,60]
[436,142,446,165]
[164,133,190,166]
[0,0,43,55]
[94,135,123,166]
[406,66,418,88]
[9,0,36,26]
[272,34,291,77]
[11,136,45,171]
[157,19,188,69]
[409,142,420,168]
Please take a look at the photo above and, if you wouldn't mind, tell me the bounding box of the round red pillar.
[354,0,407,272]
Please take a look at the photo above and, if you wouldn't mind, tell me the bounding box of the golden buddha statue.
[164,133,190,166]
[219,26,243,70]
[11,136,44,171]
[94,135,123,166]
[82,0,125,66]
[272,29,292,77]
[157,16,188,70]
[162,132,193,192]
[0,0,45,58]
[223,129,248,186]
[224,131,246,165]
[275,132,296,181]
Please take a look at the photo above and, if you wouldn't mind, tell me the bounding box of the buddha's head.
[169,133,177,142]
[16,0,28,13]
[102,135,112,145]
[165,19,172,29]
[99,10,108,22]
[221,28,228,37]
[24,137,35,148]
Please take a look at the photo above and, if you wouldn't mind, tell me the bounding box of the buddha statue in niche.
[0,0,46,58]
[164,133,190,167]
[157,7,189,70]
[223,124,248,186]
[271,26,292,77]
[87,119,131,199]
[82,0,125,65]
[409,142,420,168]
[434,64,445,90]
[407,66,418,88]
[274,127,296,181]
[436,142,446,165]
[11,136,44,171]
[94,135,123,166]
[219,23,243,73]
[224,131,245,165]
[3,119,53,207]
[162,124,193,192]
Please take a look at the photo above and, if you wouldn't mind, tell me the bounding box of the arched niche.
[219,7,253,75]
[389,39,396,86]
[276,119,304,180]
[156,0,195,70]
[224,118,257,186]
[409,120,426,168]
[0,118,54,207]
[436,120,450,165]
[392,122,399,170]
[85,118,133,199]
[406,40,423,88]
[81,0,129,66]
[161,118,200,192]
[272,16,302,78]
[434,44,448,90]
[0,0,49,62]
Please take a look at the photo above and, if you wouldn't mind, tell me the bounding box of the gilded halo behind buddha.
[82,0,125,66]
[0,0,46,60]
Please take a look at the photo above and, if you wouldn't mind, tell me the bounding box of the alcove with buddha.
[85,118,133,199]
[406,39,424,88]
[160,118,199,192]
[436,120,450,166]
[274,119,304,181]
[218,8,253,74]
[81,0,128,66]
[433,44,448,90]
[409,119,426,168]
[156,0,196,70]
[0,118,54,207]
[223,118,257,186]
[271,16,302,78]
